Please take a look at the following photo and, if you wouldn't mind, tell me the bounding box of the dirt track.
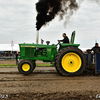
[0,67,100,100]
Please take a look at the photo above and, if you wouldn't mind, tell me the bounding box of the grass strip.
[0,64,55,67]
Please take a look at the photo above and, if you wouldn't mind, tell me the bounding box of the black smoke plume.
[36,0,79,30]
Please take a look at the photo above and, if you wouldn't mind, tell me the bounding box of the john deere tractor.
[18,31,86,76]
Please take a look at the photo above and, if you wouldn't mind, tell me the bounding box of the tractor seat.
[70,31,75,44]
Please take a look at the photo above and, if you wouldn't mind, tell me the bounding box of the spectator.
[87,43,100,54]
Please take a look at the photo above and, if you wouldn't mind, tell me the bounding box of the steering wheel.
[56,41,61,46]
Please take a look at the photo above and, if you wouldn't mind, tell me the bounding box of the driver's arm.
[58,39,63,42]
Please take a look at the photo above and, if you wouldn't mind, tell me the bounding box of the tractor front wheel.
[18,60,35,75]
[55,47,86,76]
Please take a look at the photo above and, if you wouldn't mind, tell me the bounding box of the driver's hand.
[86,49,90,51]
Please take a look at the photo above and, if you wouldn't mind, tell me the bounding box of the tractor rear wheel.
[18,60,35,75]
[55,46,86,76]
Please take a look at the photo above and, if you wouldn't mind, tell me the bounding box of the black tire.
[32,60,36,70]
[18,60,35,75]
[55,53,61,74]
[55,46,86,76]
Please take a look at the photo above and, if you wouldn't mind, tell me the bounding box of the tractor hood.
[19,43,57,49]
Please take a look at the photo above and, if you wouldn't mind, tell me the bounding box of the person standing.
[88,43,100,54]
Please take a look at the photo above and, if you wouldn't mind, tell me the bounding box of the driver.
[58,33,69,43]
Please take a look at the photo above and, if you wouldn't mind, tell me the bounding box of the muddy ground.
[0,67,100,100]
[0,60,49,65]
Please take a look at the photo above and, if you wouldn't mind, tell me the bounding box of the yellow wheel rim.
[62,52,82,73]
[22,63,30,72]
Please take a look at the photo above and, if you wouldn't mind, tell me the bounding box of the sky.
[0,0,100,48]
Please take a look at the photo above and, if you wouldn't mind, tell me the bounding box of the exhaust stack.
[36,31,39,44]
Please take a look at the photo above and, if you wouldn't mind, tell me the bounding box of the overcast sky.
[0,0,100,48]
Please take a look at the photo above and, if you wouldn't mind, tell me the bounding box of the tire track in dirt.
[0,67,100,99]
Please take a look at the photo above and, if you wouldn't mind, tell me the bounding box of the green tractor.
[18,31,86,76]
